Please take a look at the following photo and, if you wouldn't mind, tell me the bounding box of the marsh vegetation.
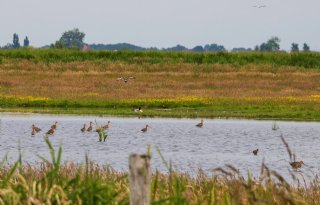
[0,50,320,119]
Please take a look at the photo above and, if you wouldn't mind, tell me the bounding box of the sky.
[1,0,319,51]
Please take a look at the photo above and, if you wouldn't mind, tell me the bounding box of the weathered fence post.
[129,154,151,205]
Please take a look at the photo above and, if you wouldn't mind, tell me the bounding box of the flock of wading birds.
[31,121,112,136]
[31,118,304,169]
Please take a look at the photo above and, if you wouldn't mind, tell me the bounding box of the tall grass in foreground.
[0,138,319,204]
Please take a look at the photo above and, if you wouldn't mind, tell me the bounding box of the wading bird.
[253,149,259,155]
[32,124,41,132]
[31,126,36,136]
[102,121,111,129]
[87,121,93,131]
[95,122,109,132]
[141,125,149,132]
[51,121,58,130]
[117,76,136,83]
[196,120,204,128]
[81,123,86,132]
[95,127,103,132]
[46,128,55,135]
[290,161,304,169]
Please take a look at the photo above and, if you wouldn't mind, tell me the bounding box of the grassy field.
[1,50,320,204]
[1,49,320,120]
[0,138,319,205]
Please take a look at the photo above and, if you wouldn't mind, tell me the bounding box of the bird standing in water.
[87,121,93,131]
[290,161,304,169]
[81,123,86,132]
[102,121,111,129]
[196,120,204,128]
[31,126,36,136]
[51,121,58,130]
[95,127,103,132]
[32,124,41,132]
[46,128,55,135]
[141,125,149,132]
[253,149,259,155]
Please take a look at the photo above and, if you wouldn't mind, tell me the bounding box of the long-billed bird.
[87,121,93,131]
[51,121,58,130]
[196,120,204,128]
[102,121,111,129]
[290,161,304,169]
[141,125,149,132]
[81,123,86,132]
[31,126,36,136]
[32,124,41,132]
[46,128,55,135]
[117,76,136,83]
[95,121,110,132]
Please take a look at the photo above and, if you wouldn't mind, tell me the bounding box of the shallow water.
[0,113,319,179]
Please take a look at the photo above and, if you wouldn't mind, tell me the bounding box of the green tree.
[50,40,65,49]
[291,43,299,52]
[303,43,310,52]
[191,45,204,52]
[23,36,30,47]
[204,43,226,52]
[12,33,20,48]
[58,28,85,49]
[259,36,281,52]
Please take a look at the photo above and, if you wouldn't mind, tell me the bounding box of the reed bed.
[0,138,319,204]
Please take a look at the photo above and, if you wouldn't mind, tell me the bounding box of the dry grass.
[1,60,320,101]
[1,158,320,204]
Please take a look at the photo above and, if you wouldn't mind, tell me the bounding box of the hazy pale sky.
[1,0,319,50]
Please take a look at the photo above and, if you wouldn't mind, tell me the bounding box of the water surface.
[0,113,319,179]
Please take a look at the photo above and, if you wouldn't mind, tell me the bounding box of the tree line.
[0,28,311,52]
[2,33,30,49]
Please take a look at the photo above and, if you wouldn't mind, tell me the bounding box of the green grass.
[1,96,320,121]
[1,49,320,69]
[1,49,320,120]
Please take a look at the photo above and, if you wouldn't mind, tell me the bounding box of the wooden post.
[129,154,151,205]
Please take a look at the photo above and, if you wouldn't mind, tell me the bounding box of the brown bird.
[141,125,149,132]
[31,126,36,136]
[95,121,111,132]
[51,121,58,130]
[102,121,111,129]
[253,149,259,155]
[46,128,55,135]
[117,76,135,83]
[290,161,304,169]
[95,127,104,132]
[87,121,93,132]
[32,124,41,132]
[81,123,86,132]
[196,120,204,128]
